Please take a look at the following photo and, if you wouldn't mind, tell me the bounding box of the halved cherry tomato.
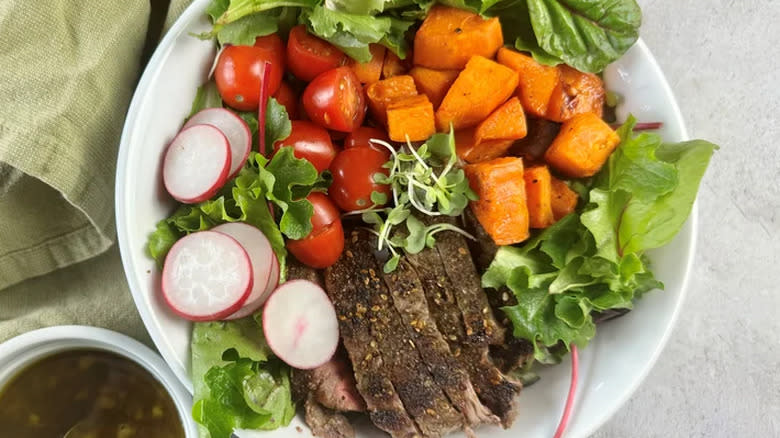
[329,147,390,211]
[303,67,367,133]
[344,126,391,156]
[215,35,285,111]
[287,193,344,268]
[274,121,337,172]
[272,81,298,119]
[287,25,348,82]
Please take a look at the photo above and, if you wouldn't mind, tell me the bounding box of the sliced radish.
[212,222,277,320]
[163,125,231,204]
[184,108,252,178]
[263,280,339,369]
[161,231,253,321]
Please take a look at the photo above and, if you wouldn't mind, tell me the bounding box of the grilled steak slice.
[433,228,504,346]
[287,257,323,284]
[461,208,497,273]
[304,398,355,438]
[325,236,421,438]
[406,245,521,427]
[336,230,462,437]
[292,351,366,412]
[377,256,498,428]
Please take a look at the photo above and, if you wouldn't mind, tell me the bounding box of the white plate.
[116,2,695,437]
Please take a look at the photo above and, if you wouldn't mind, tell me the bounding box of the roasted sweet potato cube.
[474,97,528,144]
[464,157,530,245]
[435,56,519,131]
[387,95,436,142]
[366,75,418,126]
[382,51,410,79]
[550,176,578,220]
[497,48,561,118]
[350,44,386,84]
[523,165,555,229]
[409,67,460,109]
[413,5,503,70]
[544,112,620,178]
[546,65,605,123]
[455,128,514,164]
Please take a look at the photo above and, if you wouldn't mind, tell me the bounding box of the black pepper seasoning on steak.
[406,244,521,427]
[375,255,498,429]
[324,234,421,438]
[330,230,462,437]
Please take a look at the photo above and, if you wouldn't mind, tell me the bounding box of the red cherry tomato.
[344,126,391,156]
[214,35,285,111]
[274,121,338,172]
[287,25,347,82]
[329,147,391,211]
[272,81,298,119]
[287,193,344,268]
[303,67,367,133]
[307,192,341,232]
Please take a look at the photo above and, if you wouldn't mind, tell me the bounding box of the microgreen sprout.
[356,130,478,273]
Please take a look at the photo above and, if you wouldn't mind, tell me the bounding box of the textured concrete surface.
[593,1,780,437]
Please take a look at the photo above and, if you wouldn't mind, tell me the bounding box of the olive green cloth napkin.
[0,0,193,343]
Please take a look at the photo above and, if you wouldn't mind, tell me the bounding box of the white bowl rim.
[0,325,199,437]
[114,1,699,435]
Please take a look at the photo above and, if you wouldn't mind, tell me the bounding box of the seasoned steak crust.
[325,235,420,438]
[406,244,521,427]
[377,255,498,429]
[344,231,462,437]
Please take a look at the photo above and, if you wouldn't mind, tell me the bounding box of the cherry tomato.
[344,126,391,156]
[274,121,338,172]
[214,35,285,111]
[307,192,341,232]
[272,81,298,119]
[303,67,367,133]
[287,193,344,268]
[287,25,347,82]
[329,147,390,211]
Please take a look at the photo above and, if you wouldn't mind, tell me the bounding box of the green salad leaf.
[188,81,223,118]
[301,6,414,61]
[191,319,294,438]
[199,0,644,72]
[524,0,642,73]
[483,116,716,363]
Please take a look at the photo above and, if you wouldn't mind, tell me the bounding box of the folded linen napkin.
[0,0,193,343]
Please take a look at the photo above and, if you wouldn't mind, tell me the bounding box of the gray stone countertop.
[593,1,780,437]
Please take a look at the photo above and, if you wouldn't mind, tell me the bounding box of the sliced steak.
[461,208,497,273]
[304,398,355,438]
[287,257,323,284]
[376,255,498,428]
[324,236,420,438]
[432,227,504,346]
[336,230,462,437]
[292,351,366,412]
[406,244,521,427]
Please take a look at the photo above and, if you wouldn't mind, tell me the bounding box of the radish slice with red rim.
[262,280,339,369]
[184,108,252,178]
[161,231,253,321]
[212,222,277,320]
[163,124,230,204]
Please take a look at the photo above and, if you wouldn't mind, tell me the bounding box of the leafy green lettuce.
[192,318,296,438]
[483,116,716,363]
[201,0,641,72]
